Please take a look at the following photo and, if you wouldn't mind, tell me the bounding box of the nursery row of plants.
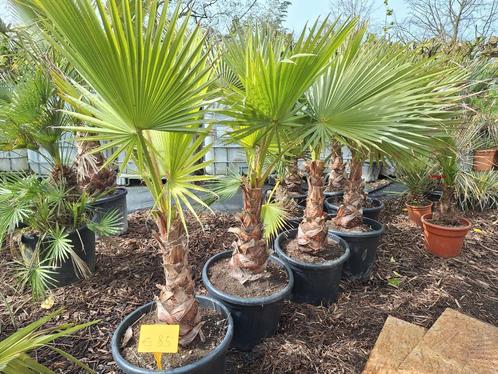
[0,0,496,373]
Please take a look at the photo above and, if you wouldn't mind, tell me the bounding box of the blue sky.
[285,0,409,32]
[0,0,410,30]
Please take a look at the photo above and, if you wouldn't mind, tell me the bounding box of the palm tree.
[217,19,357,283]
[0,65,78,189]
[18,0,217,345]
[301,33,465,241]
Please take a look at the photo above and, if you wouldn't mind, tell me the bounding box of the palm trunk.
[275,183,300,217]
[296,160,327,252]
[75,133,116,195]
[439,184,458,220]
[284,158,302,195]
[326,142,345,192]
[333,156,366,229]
[229,181,268,283]
[154,214,202,346]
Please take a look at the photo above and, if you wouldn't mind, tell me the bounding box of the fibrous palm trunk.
[297,160,327,252]
[284,158,303,195]
[229,181,268,283]
[275,183,301,217]
[75,133,116,195]
[326,142,346,192]
[154,214,202,346]
[438,183,459,222]
[333,157,366,229]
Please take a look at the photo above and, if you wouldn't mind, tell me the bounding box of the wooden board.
[399,308,498,374]
[363,316,427,374]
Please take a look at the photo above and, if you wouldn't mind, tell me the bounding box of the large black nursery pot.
[21,225,96,287]
[274,229,350,305]
[324,197,384,222]
[329,217,384,281]
[111,295,234,374]
[89,187,128,235]
[202,251,293,351]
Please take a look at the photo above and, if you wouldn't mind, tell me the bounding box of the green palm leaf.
[218,18,357,186]
[304,36,467,158]
[0,309,97,373]
[17,0,218,232]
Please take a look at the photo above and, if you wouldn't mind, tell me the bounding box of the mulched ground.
[1,197,497,373]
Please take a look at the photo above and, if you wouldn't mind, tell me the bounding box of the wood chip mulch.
[1,198,497,373]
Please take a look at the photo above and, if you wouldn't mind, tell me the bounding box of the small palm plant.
[304,36,465,232]
[0,66,77,186]
[0,173,120,298]
[395,156,435,205]
[19,0,218,345]
[0,308,97,374]
[217,19,357,282]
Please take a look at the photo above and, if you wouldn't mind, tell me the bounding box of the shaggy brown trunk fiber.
[297,160,327,253]
[229,181,268,283]
[326,142,346,192]
[75,134,116,195]
[284,159,303,195]
[154,215,202,346]
[275,184,300,217]
[333,157,366,229]
[50,163,80,202]
[437,183,459,222]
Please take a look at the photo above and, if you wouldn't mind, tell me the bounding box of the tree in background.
[395,0,498,44]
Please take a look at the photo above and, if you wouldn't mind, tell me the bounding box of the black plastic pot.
[111,296,234,374]
[328,217,384,281]
[89,187,128,235]
[20,225,96,288]
[288,193,308,207]
[274,229,350,305]
[324,197,385,222]
[202,251,293,351]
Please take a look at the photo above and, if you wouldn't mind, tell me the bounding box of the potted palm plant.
[278,35,465,286]
[394,156,435,227]
[0,173,119,298]
[421,141,472,258]
[202,19,356,349]
[20,0,234,372]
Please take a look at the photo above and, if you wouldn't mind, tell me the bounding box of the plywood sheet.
[399,308,498,374]
[363,316,427,374]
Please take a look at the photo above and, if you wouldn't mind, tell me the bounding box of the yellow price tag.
[137,324,180,353]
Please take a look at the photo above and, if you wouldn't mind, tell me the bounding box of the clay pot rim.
[421,213,471,231]
[474,148,497,154]
[406,200,433,209]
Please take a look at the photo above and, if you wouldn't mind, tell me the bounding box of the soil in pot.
[328,221,373,233]
[283,238,345,264]
[208,258,287,298]
[121,307,227,371]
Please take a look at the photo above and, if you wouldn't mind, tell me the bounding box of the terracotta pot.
[473,149,497,171]
[421,213,471,258]
[406,201,433,227]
